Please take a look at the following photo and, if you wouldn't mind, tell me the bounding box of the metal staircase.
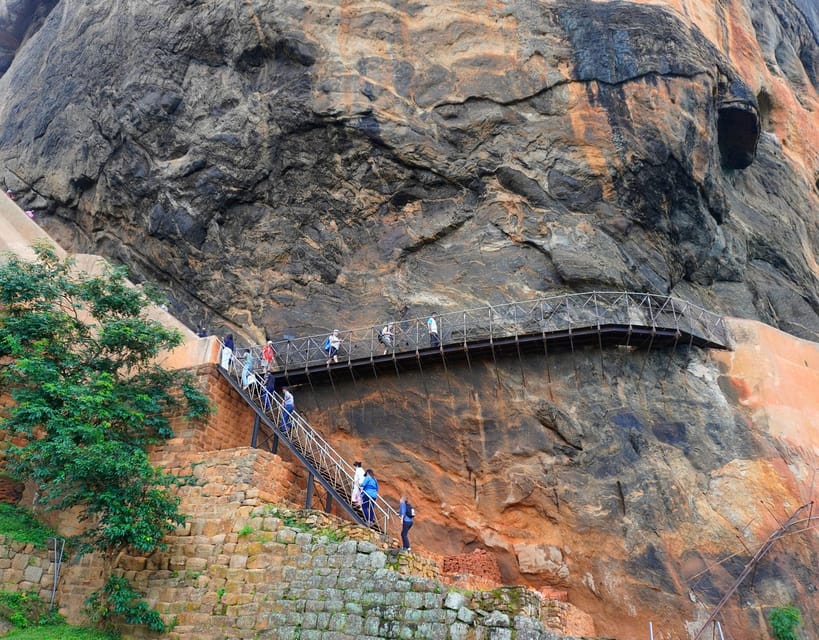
[218,291,730,539]
[217,355,399,538]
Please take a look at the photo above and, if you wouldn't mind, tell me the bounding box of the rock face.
[0,0,817,343]
[299,319,819,639]
[1,1,818,639]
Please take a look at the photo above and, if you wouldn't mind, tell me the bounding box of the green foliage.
[264,506,348,540]
[0,245,209,559]
[0,503,56,547]
[85,576,166,633]
[0,591,64,628]
[769,605,802,640]
[2,624,118,639]
[237,524,254,537]
[317,527,347,542]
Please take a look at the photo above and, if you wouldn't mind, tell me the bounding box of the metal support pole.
[305,473,314,509]
[271,433,279,455]
[251,414,260,448]
[49,537,64,610]
[649,621,654,640]
[324,491,333,513]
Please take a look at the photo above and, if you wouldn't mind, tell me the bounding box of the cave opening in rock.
[717,102,760,170]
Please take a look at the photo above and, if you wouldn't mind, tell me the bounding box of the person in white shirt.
[379,323,394,354]
[351,461,365,507]
[427,314,440,348]
[326,329,341,364]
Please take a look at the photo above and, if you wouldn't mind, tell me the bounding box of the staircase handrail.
[217,342,399,536]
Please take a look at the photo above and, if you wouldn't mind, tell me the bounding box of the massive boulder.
[0,0,817,342]
[0,1,818,639]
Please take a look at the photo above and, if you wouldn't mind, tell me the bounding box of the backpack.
[323,336,331,352]
[405,502,415,519]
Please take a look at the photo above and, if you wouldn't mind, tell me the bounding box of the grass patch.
[0,591,64,629]
[0,504,57,547]
[2,624,118,639]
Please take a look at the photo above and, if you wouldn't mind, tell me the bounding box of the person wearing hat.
[262,339,277,371]
[326,329,341,364]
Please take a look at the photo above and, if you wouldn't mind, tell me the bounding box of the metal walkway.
[217,356,400,538]
[237,291,730,387]
[218,291,729,538]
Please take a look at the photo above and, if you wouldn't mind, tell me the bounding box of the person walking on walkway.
[263,372,276,411]
[351,461,365,507]
[325,329,341,364]
[427,314,440,348]
[379,323,394,354]
[220,334,234,370]
[262,340,277,371]
[241,351,256,389]
[399,496,414,551]
[360,469,379,526]
[281,386,295,433]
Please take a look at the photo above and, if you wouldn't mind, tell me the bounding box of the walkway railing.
[219,350,399,537]
[237,291,729,374]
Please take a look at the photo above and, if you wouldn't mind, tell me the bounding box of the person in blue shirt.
[263,372,276,411]
[360,469,379,526]
[281,386,294,433]
[399,496,414,551]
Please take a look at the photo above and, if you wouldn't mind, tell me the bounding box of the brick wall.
[160,364,258,454]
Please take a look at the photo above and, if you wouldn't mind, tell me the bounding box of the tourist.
[220,334,234,370]
[351,461,365,507]
[281,386,294,433]
[241,351,255,389]
[379,323,394,355]
[263,372,276,411]
[325,329,341,364]
[399,496,414,551]
[262,340,277,371]
[360,469,379,526]
[427,313,440,348]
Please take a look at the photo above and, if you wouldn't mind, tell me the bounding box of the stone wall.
[0,536,57,605]
[125,507,588,640]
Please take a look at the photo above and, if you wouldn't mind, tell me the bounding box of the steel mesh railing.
[236,291,729,374]
[219,349,399,537]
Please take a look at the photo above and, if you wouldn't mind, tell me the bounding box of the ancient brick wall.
[0,537,58,604]
[161,363,258,453]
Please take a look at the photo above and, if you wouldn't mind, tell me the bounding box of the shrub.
[85,576,165,633]
[769,605,801,640]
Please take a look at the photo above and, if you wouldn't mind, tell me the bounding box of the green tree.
[0,245,209,631]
